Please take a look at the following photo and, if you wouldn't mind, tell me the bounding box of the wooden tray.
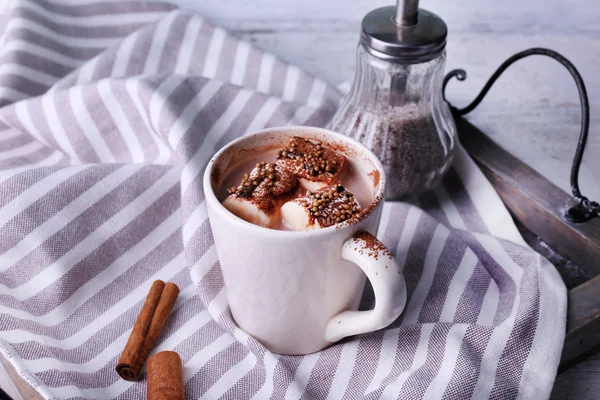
[455,115,600,372]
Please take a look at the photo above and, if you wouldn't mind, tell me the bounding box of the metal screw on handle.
[442,47,599,223]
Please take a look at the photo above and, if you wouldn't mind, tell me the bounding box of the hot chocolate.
[219,137,373,230]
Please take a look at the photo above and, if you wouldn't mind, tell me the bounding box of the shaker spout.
[395,0,419,26]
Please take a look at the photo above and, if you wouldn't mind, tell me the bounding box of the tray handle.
[442,47,599,223]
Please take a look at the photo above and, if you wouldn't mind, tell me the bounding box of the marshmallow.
[281,183,361,231]
[276,137,346,191]
[222,195,279,228]
[280,200,319,230]
[222,162,298,228]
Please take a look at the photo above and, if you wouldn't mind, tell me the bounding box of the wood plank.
[560,274,600,371]
[516,222,589,290]
[552,350,600,399]
[455,115,600,279]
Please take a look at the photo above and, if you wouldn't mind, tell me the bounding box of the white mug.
[203,126,406,355]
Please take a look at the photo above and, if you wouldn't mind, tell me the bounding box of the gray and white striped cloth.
[0,1,567,399]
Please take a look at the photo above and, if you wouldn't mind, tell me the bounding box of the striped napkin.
[0,1,567,399]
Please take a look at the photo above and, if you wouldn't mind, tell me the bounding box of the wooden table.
[1,1,598,398]
[176,0,599,399]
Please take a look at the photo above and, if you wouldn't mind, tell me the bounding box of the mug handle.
[324,231,407,343]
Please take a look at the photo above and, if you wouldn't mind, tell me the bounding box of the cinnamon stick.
[147,351,185,400]
[116,280,180,381]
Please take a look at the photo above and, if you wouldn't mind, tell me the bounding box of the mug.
[203,126,406,355]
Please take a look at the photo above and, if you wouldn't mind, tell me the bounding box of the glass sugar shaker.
[329,0,456,200]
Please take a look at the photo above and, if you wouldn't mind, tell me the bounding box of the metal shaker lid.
[361,0,447,63]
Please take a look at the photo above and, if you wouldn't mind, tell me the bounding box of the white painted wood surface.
[173,1,600,399]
